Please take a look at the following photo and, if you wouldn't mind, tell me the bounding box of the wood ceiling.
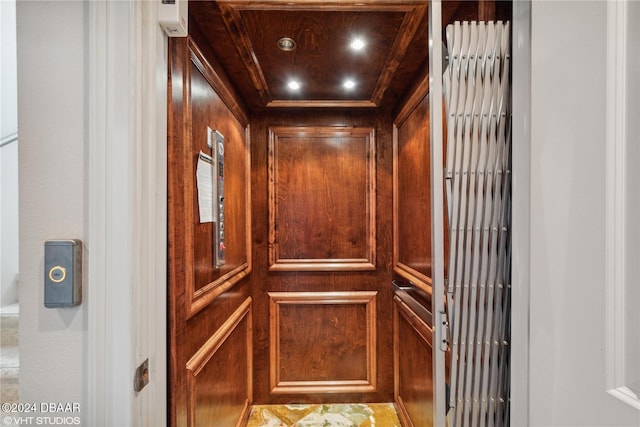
[189,1,509,112]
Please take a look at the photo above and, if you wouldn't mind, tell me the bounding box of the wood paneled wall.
[168,35,253,427]
[268,291,378,394]
[392,71,436,427]
[186,299,253,426]
[250,109,395,404]
[166,3,513,426]
[393,90,433,291]
[267,126,377,271]
[394,295,434,426]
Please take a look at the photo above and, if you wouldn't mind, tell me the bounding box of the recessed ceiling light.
[277,37,296,51]
[350,37,366,51]
[343,79,356,89]
[288,80,301,90]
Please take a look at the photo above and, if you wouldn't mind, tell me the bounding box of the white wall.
[17,0,86,415]
[1,0,19,307]
[510,1,531,425]
[1,141,19,307]
[1,0,17,138]
[622,0,639,398]
[17,1,168,424]
[526,1,640,425]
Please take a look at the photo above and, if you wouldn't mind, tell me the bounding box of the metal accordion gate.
[443,20,512,427]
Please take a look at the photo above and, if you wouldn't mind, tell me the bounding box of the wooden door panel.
[251,110,394,404]
[185,41,252,314]
[186,299,252,427]
[190,56,249,295]
[168,36,253,427]
[392,86,435,294]
[268,291,377,394]
[267,126,377,271]
[394,92,432,285]
[394,295,434,427]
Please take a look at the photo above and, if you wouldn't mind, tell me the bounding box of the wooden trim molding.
[218,1,427,11]
[370,4,426,105]
[189,269,251,317]
[267,126,377,272]
[170,39,253,318]
[268,291,378,394]
[393,122,432,293]
[393,266,433,296]
[215,1,425,108]
[392,99,433,296]
[266,99,377,109]
[189,39,250,127]
[393,73,429,127]
[216,4,272,107]
[186,298,253,426]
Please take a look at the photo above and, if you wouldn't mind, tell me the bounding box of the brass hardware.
[134,359,149,392]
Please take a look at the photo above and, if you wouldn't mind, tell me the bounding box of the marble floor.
[246,403,402,427]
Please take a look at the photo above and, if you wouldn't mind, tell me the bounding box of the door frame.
[427,2,447,426]
[84,0,535,425]
[86,1,168,425]
[510,1,531,426]
[430,2,533,425]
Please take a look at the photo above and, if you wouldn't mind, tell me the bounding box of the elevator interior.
[166,1,512,426]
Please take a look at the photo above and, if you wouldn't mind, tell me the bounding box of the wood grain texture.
[370,4,426,105]
[184,39,252,315]
[189,2,428,110]
[188,0,509,112]
[478,0,496,21]
[268,291,377,394]
[165,1,509,423]
[393,295,434,427]
[217,3,272,106]
[168,37,193,427]
[268,126,376,271]
[189,33,250,127]
[217,1,426,10]
[168,37,253,427]
[186,298,253,427]
[393,93,433,291]
[251,109,395,404]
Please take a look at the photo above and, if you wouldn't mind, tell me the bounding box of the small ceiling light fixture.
[350,37,366,51]
[288,80,301,90]
[343,79,356,90]
[277,37,296,51]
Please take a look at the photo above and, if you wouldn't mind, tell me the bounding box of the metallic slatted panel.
[444,20,511,427]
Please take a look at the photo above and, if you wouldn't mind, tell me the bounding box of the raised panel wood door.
[267,126,377,272]
[251,110,395,404]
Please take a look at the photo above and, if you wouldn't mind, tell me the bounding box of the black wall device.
[44,239,82,308]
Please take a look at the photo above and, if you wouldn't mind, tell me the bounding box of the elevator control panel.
[208,128,225,268]
[44,239,82,308]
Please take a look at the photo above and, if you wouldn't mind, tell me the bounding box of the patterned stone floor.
[246,403,402,427]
